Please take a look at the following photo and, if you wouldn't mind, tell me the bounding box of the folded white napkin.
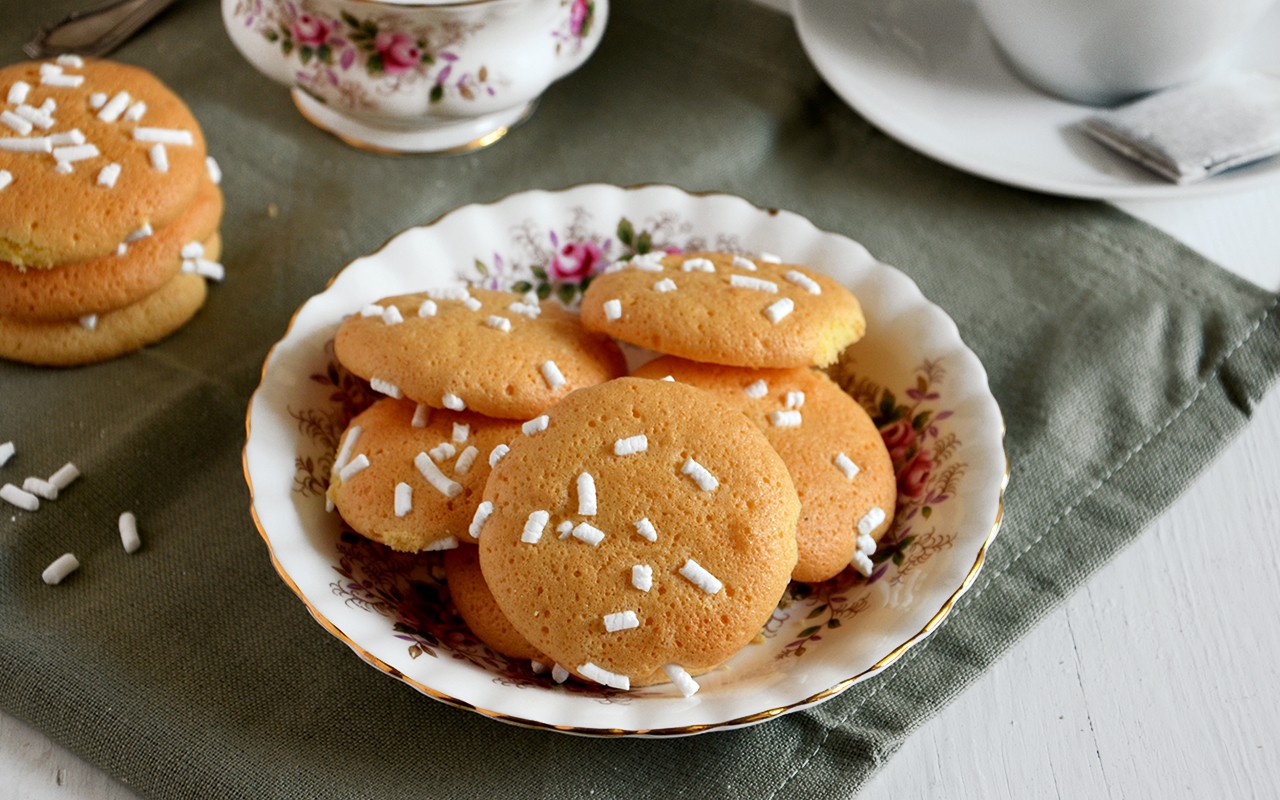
[1079,71,1280,184]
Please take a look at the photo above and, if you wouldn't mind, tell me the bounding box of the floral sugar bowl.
[224,0,606,152]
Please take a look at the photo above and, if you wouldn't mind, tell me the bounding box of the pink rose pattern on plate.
[288,211,966,695]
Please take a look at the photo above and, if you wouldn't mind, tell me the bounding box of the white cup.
[971,0,1276,105]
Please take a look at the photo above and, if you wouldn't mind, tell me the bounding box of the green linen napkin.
[2,0,1278,797]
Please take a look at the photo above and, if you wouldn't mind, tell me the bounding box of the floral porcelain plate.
[243,184,1007,736]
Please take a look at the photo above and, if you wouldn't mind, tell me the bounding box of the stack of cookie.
[0,57,223,366]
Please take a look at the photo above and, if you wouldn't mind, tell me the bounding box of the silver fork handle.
[24,0,180,59]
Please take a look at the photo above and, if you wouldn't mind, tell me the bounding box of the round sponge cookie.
[444,546,545,662]
[0,59,208,268]
[478,377,799,690]
[327,397,522,553]
[580,251,865,368]
[334,287,627,420]
[0,180,222,320]
[634,357,896,583]
[0,271,206,366]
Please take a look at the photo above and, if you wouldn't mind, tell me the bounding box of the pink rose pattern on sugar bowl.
[285,208,970,698]
[225,0,605,124]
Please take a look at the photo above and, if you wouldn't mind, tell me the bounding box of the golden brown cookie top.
[327,398,522,553]
[633,357,897,583]
[333,287,627,420]
[579,251,865,368]
[0,58,209,267]
[477,377,799,690]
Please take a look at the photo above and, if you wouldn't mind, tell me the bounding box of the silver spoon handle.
[24,0,179,59]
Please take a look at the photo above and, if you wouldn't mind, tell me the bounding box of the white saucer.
[793,0,1280,199]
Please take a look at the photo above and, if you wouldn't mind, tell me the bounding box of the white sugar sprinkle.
[764,297,794,323]
[552,663,571,683]
[48,463,80,490]
[663,664,700,697]
[442,393,466,411]
[522,415,549,435]
[603,610,639,632]
[39,63,63,78]
[41,553,79,585]
[149,143,169,173]
[369,377,401,398]
[508,301,541,318]
[394,482,413,517]
[488,443,509,467]
[744,379,768,399]
[7,81,30,105]
[338,453,369,482]
[42,74,84,88]
[852,551,874,577]
[730,274,778,293]
[359,303,384,317]
[14,105,54,130]
[181,241,205,260]
[462,296,482,312]
[98,91,131,123]
[857,506,887,536]
[834,452,860,480]
[679,558,723,594]
[484,315,511,332]
[54,162,73,174]
[653,278,677,293]
[119,511,142,554]
[468,501,494,539]
[629,252,667,271]
[785,390,806,409]
[56,55,84,68]
[123,101,147,122]
[681,458,718,491]
[116,243,127,256]
[770,410,802,428]
[205,156,221,185]
[88,92,107,109]
[97,163,121,188]
[522,510,550,544]
[661,375,674,382]
[414,452,463,498]
[857,532,877,556]
[0,137,52,152]
[418,299,437,317]
[557,520,574,538]
[125,223,152,242]
[613,434,648,456]
[634,517,657,542]
[78,314,97,331]
[0,442,13,466]
[333,426,362,473]
[53,143,98,163]
[429,286,470,301]
[428,442,456,462]
[603,299,622,320]
[133,127,194,145]
[577,472,597,516]
[631,564,653,591]
[453,446,479,475]
[732,255,758,272]
[48,129,85,146]
[0,170,11,191]
[22,477,58,500]
[452,422,470,443]
[0,110,33,135]
[579,662,629,691]
[381,305,404,326]
[411,403,429,428]
[571,522,605,546]
[190,259,224,281]
[759,252,782,263]
[2,483,39,511]
[541,360,566,390]
[530,660,547,674]
[681,257,715,273]
[785,270,822,295]
[423,536,458,552]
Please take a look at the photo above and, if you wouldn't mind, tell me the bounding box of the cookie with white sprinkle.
[0,271,206,366]
[0,180,222,320]
[326,397,522,553]
[334,287,626,419]
[580,251,865,368]
[634,357,896,583]
[444,546,546,662]
[478,377,799,690]
[0,59,209,267]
